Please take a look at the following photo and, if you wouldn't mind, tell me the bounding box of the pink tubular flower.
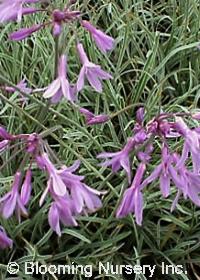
[0,172,28,221]
[38,156,104,235]
[136,107,145,124]
[17,79,32,94]
[9,24,43,41]
[137,143,153,163]
[59,161,104,214]
[20,169,32,205]
[170,153,200,211]
[0,127,13,140]
[81,20,115,53]
[0,7,38,23]
[0,0,39,23]
[0,227,13,249]
[2,79,32,105]
[77,43,112,92]
[116,163,146,225]
[48,195,78,236]
[79,108,109,125]
[38,158,104,213]
[43,55,76,103]
[141,145,179,198]
[172,168,200,210]
[97,138,135,184]
[3,79,32,95]
[36,153,67,198]
[174,117,200,173]
[70,183,103,213]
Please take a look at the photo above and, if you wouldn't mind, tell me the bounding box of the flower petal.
[48,203,61,236]
[77,67,85,92]
[43,79,61,98]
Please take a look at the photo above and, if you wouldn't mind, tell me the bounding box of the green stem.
[18,153,30,172]
[34,36,60,131]
[54,36,59,79]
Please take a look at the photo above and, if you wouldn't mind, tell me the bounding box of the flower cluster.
[0,0,114,250]
[37,153,104,236]
[0,126,104,248]
[0,0,114,104]
[1,0,200,253]
[98,108,200,225]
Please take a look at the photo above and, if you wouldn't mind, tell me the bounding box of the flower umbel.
[37,153,105,235]
[99,108,200,225]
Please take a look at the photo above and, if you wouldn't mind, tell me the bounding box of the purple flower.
[39,156,104,219]
[47,159,104,235]
[52,9,81,37]
[20,169,32,205]
[52,10,66,35]
[0,227,13,249]
[137,144,153,163]
[136,107,145,124]
[43,55,76,103]
[3,80,31,94]
[26,133,39,154]
[141,145,178,198]
[192,112,200,120]
[80,108,109,125]
[9,24,43,41]
[170,153,200,211]
[58,160,105,213]
[0,127,13,140]
[81,20,115,53]
[48,195,78,236]
[97,138,135,184]
[0,0,39,23]
[77,43,112,92]
[132,109,147,142]
[3,79,32,104]
[52,21,62,37]
[172,169,200,210]
[116,163,146,225]
[70,183,103,213]
[133,127,147,144]
[16,79,32,94]
[0,172,28,221]
[175,117,200,173]
[36,153,67,198]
